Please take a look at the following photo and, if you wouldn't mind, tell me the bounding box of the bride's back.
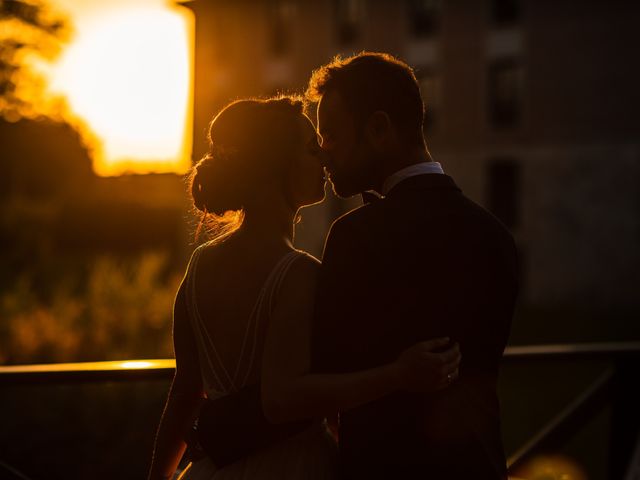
[182,96,321,399]
[187,236,294,396]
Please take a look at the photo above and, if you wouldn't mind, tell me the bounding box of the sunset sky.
[42,0,194,176]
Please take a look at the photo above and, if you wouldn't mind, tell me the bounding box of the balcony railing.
[502,342,640,479]
[0,359,176,385]
[1,342,639,479]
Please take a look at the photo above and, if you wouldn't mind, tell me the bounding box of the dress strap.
[186,247,306,395]
[267,251,306,315]
[237,250,306,387]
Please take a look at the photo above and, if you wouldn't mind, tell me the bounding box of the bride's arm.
[148,282,205,480]
[261,257,460,424]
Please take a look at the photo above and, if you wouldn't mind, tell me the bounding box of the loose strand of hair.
[194,209,245,246]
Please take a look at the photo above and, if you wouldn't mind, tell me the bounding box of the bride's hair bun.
[191,150,243,216]
[189,96,304,216]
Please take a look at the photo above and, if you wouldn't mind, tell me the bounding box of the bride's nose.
[315,149,330,168]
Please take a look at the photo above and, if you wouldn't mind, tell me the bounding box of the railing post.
[610,356,640,480]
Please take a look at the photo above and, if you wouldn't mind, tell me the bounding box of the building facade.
[186,0,640,314]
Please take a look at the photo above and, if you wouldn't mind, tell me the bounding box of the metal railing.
[0,359,175,385]
[503,342,640,480]
[1,342,640,479]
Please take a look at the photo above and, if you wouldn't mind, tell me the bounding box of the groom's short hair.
[306,52,425,145]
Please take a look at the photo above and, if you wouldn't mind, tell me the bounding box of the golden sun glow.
[46,1,194,176]
[119,361,153,369]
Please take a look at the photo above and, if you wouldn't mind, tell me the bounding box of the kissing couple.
[148,52,518,480]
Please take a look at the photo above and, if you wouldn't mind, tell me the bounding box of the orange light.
[45,1,194,176]
[119,361,153,369]
[514,454,588,480]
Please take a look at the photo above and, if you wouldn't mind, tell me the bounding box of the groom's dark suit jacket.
[312,173,518,479]
[195,173,518,479]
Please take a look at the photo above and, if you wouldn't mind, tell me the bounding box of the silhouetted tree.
[0,1,89,200]
[0,0,70,119]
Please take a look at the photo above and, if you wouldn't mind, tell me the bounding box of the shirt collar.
[381,162,445,196]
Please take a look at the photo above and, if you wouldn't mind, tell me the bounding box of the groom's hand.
[395,338,461,392]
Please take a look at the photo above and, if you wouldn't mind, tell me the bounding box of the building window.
[488,58,523,128]
[335,0,363,46]
[269,1,295,57]
[416,69,441,131]
[407,0,442,38]
[490,0,521,26]
[486,158,521,229]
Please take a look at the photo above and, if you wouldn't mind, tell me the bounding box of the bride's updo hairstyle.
[189,96,304,243]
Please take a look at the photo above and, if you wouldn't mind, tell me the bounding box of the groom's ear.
[365,111,394,147]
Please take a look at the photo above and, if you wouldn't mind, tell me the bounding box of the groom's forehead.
[317,90,349,128]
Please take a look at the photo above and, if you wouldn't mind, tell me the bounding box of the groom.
[195,52,518,479]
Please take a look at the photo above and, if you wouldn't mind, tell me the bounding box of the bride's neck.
[238,204,296,248]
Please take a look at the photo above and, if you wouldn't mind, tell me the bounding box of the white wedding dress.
[177,244,337,480]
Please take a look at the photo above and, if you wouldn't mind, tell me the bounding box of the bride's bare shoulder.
[272,251,321,297]
[297,249,321,265]
[293,250,321,275]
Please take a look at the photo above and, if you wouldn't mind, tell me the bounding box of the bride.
[147,96,460,480]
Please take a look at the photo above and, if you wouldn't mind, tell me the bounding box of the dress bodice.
[184,244,305,400]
